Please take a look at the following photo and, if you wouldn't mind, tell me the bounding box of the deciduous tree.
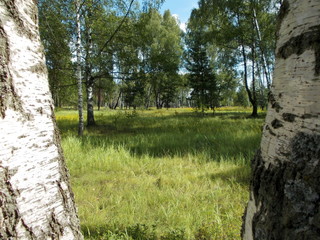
[0,0,82,238]
[242,0,320,238]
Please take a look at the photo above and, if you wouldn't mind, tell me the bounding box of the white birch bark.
[242,0,320,239]
[0,0,83,239]
[76,0,84,136]
[85,21,95,126]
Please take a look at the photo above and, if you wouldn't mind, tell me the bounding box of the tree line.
[39,0,279,121]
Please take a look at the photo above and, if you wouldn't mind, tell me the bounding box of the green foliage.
[185,9,219,113]
[234,86,250,107]
[39,0,76,107]
[137,9,184,108]
[190,0,278,116]
[56,107,265,240]
[38,0,277,113]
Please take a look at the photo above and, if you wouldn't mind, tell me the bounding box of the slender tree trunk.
[85,14,95,126]
[242,0,320,239]
[251,41,258,117]
[113,91,122,109]
[145,85,152,109]
[155,91,161,109]
[253,8,272,89]
[97,87,101,111]
[0,1,83,238]
[86,77,95,126]
[76,0,84,136]
[238,11,258,118]
[241,44,256,114]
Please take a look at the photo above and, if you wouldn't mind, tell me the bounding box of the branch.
[98,0,135,55]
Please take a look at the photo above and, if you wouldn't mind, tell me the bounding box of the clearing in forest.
[56,107,264,240]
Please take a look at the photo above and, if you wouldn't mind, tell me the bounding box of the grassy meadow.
[55,107,265,240]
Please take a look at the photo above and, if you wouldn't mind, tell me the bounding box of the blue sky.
[160,0,199,31]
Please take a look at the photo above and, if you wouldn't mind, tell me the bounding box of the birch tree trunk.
[84,9,95,127]
[0,1,83,239]
[242,0,320,239]
[76,0,84,136]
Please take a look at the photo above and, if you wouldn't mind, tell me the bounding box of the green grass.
[56,107,265,240]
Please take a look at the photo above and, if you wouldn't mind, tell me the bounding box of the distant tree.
[76,0,84,135]
[234,86,250,107]
[256,85,268,110]
[242,0,320,239]
[197,0,277,116]
[137,9,183,109]
[0,1,82,238]
[185,9,218,113]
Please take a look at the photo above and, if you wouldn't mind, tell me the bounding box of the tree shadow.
[62,111,264,163]
[203,165,251,186]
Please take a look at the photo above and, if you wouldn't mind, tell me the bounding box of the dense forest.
[39,0,280,120]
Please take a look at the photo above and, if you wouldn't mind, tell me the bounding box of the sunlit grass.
[56,107,265,239]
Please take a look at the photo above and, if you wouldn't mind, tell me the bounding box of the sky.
[160,0,199,32]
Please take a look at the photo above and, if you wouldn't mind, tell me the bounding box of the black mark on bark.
[271,119,284,129]
[282,113,297,122]
[0,17,26,119]
[277,25,320,76]
[302,113,318,119]
[265,125,277,136]
[0,167,35,239]
[269,92,283,113]
[48,212,64,239]
[3,0,38,39]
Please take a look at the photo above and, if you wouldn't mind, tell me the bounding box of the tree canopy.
[38,0,278,117]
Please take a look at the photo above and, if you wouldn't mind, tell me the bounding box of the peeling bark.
[0,0,83,239]
[243,0,320,239]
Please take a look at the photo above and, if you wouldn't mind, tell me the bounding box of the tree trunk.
[97,87,101,111]
[85,12,95,127]
[145,86,152,109]
[238,10,259,118]
[253,8,272,89]
[86,77,95,126]
[251,40,258,118]
[242,0,320,239]
[76,0,84,136]
[113,91,122,110]
[241,43,257,117]
[0,1,83,239]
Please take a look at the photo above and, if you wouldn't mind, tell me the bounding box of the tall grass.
[56,108,265,240]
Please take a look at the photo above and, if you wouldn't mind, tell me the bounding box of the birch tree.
[0,0,83,238]
[76,0,84,136]
[242,0,320,239]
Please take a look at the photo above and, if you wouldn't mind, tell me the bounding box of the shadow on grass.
[76,131,261,163]
[58,111,265,163]
[81,223,186,240]
[205,165,251,186]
